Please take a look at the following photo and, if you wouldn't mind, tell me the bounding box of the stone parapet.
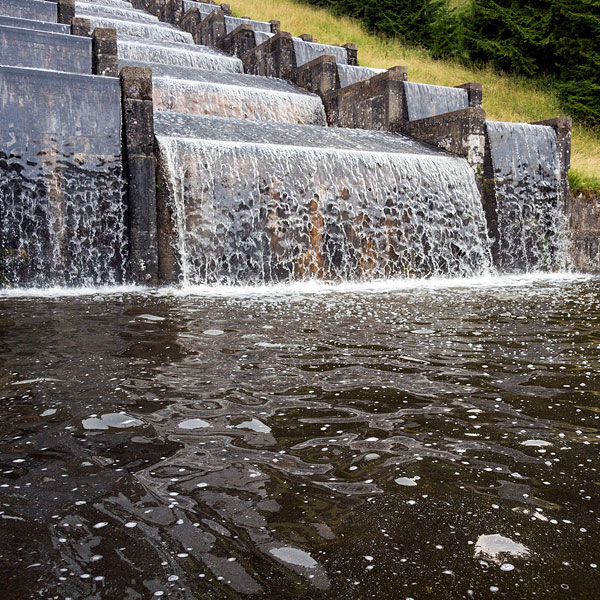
[243,30,296,78]
[92,27,118,77]
[195,6,226,47]
[221,22,256,57]
[71,17,91,37]
[120,66,159,284]
[292,54,339,97]
[569,191,600,273]
[323,67,408,129]
[57,0,75,25]
[178,5,204,43]
[398,107,487,187]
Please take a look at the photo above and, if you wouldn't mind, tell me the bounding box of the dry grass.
[230,0,600,190]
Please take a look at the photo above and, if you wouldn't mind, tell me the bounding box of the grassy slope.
[230,0,600,191]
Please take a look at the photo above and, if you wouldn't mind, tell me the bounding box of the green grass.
[230,0,600,192]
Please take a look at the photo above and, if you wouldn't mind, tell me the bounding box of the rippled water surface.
[1,276,599,599]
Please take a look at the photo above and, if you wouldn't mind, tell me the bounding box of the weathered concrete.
[196,7,225,47]
[569,191,600,273]
[93,27,118,77]
[243,30,296,78]
[120,66,159,284]
[324,67,408,129]
[293,54,339,97]
[344,43,358,66]
[221,22,256,58]
[160,0,185,25]
[178,5,206,44]
[71,17,91,37]
[0,0,57,22]
[57,0,75,26]
[0,25,92,74]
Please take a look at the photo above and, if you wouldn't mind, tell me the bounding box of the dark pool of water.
[1,276,599,599]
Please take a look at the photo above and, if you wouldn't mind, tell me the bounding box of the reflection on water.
[0,276,599,598]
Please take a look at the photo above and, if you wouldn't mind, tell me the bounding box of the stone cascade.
[88,0,327,124]
[0,0,578,287]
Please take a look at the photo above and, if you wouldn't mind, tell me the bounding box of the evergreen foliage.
[301,0,600,125]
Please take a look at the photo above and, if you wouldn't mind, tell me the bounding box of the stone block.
[324,66,408,130]
[343,43,358,66]
[243,31,296,78]
[292,54,338,97]
[120,66,159,283]
[221,23,256,57]
[92,27,118,77]
[71,17,91,37]
[57,0,75,25]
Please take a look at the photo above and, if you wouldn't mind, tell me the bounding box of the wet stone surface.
[0,276,599,598]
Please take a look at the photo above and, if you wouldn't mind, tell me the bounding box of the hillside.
[229,0,600,192]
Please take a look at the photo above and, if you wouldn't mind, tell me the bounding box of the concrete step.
[0,0,57,22]
[0,25,91,74]
[0,14,69,34]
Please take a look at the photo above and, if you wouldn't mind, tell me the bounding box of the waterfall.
[337,65,386,88]
[0,152,128,288]
[75,2,160,24]
[118,40,243,72]
[403,82,468,121]
[292,38,348,67]
[486,121,567,272]
[183,0,220,18]
[152,77,327,125]
[155,116,492,285]
[254,31,274,45]
[86,0,134,7]
[85,16,194,43]
[224,16,272,34]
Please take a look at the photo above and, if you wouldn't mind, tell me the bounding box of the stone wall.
[569,191,600,273]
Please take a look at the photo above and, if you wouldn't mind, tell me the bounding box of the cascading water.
[337,64,386,88]
[118,39,243,71]
[85,16,194,43]
[0,154,128,287]
[292,38,348,67]
[152,76,327,124]
[486,121,567,272]
[254,30,274,45]
[403,82,468,121]
[183,0,219,18]
[224,15,271,34]
[75,2,160,23]
[155,114,492,285]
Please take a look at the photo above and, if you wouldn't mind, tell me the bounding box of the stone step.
[0,25,91,74]
[0,0,57,22]
[0,14,69,34]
